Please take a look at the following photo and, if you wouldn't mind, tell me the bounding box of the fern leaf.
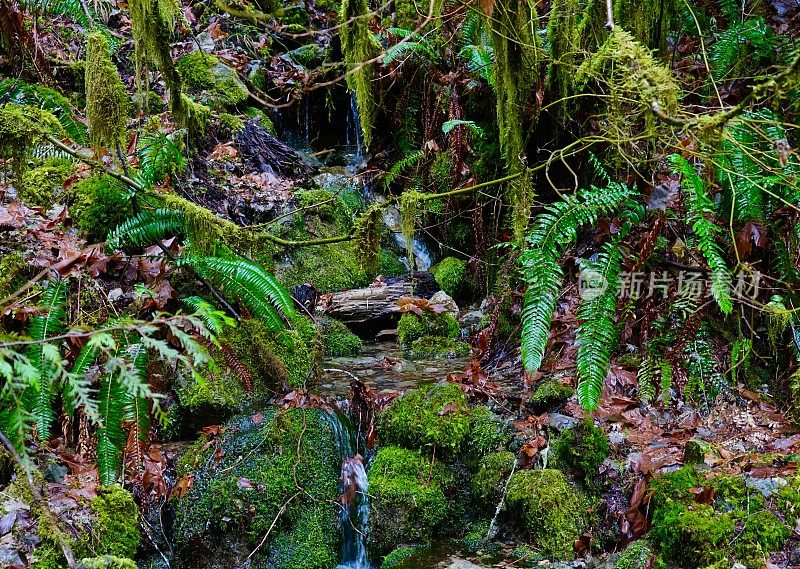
[384,149,424,189]
[442,119,484,138]
[106,208,186,251]
[709,17,776,81]
[0,79,87,143]
[670,155,733,314]
[136,133,187,188]
[183,256,295,331]
[182,295,235,337]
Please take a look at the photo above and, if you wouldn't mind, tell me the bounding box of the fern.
[442,119,484,139]
[458,10,494,87]
[383,29,439,65]
[136,132,187,188]
[181,295,236,336]
[0,79,87,143]
[384,149,424,189]
[520,182,636,372]
[25,280,68,441]
[106,208,186,251]
[709,17,776,81]
[637,356,658,404]
[183,256,295,331]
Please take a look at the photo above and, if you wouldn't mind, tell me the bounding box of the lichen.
[367,446,453,556]
[85,31,130,154]
[321,317,362,357]
[377,383,472,453]
[430,256,466,298]
[397,312,459,347]
[504,468,589,560]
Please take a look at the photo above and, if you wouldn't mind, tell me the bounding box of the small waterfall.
[345,94,365,170]
[324,410,373,569]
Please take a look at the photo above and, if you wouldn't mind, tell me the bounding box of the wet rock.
[549,412,580,431]
[445,559,488,569]
[429,290,459,316]
[745,476,787,498]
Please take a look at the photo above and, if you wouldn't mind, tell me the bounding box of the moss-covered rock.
[367,446,453,557]
[504,469,589,560]
[90,485,140,558]
[466,406,513,463]
[172,409,342,567]
[18,157,73,207]
[408,335,469,359]
[650,502,733,567]
[472,451,515,501]
[379,249,407,277]
[70,174,133,241]
[380,545,418,568]
[430,256,466,298]
[613,540,652,569]
[321,317,362,357]
[551,420,608,487]
[176,52,249,108]
[377,383,472,453]
[732,509,789,566]
[528,379,573,412]
[397,311,459,348]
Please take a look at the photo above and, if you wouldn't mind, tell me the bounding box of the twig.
[237,492,300,567]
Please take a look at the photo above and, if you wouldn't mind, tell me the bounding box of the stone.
[429,290,459,316]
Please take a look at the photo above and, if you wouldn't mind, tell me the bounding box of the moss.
[510,543,544,567]
[90,485,140,558]
[466,407,513,463]
[408,336,469,359]
[462,519,490,553]
[85,31,129,153]
[380,545,418,568]
[683,439,720,466]
[177,52,220,89]
[379,249,407,277]
[172,409,341,565]
[70,174,133,241]
[287,44,325,68]
[378,383,472,453]
[367,446,453,556]
[218,112,245,134]
[505,469,589,560]
[613,540,652,569]
[710,474,764,512]
[176,52,248,108]
[245,107,276,134]
[321,317,362,357]
[777,475,800,526]
[18,157,74,207]
[397,312,459,347]
[648,465,701,508]
[77,556,137,569]
[649,502,733,567]
[0,252,27,299]
[0,103,63,179]
[732,509,789,566]
[552,420,609,487]
[430,256,466,298]
[472,451,515,501]
[528,379,574,411]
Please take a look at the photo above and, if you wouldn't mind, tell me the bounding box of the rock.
[192,32,215,53]
[459,309,485,331]
[429,290,459,316]
[745,476,787,498]
[445,559,488,569]
[549,412,580,431]
[683,439,720,466]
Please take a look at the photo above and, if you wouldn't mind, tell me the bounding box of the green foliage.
[353,203,385,275]
[106,208,185,251]
[85,32,129,154]
[71,175,134,242]
[378,383,472,453]
[709,17,777,81]
[397,311,459,347]
[0,79,87,143]
[459,10,494,87]
[528,379,573,411]
[472,450,515,501]
[551,420,609,487]
[90,485,140,558]
[430,257,466,297]
[650,502,733,566]
[0,103,63,179]
[670,154,733,314]
[384,28,440,65]
[181,296,235,336]
[184,256,295,331]
[320,318,362,357]
[520,182,636,373]
[732,510,790,566]
[384,150,424,189]
[367,446,453,556]
[341,0,380,147]
[136,133,187,188]
[505,469,589,559]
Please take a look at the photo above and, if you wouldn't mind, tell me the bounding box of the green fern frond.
[442,120,484,138]
[183,256,295,330]
[0,79,87,143]
[670,154,733,314]
[709,17,776,81]
[384,149,425,189]
[520,182,636,372]
[182,295,236,336]
[25,279,67,441]
[384,29,439,65]
[106,208,186,251]
[136,132,187,188]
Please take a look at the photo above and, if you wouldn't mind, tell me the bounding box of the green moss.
[505,469,589,560]
[732,509,789,566]
[683,439,720,466]
[287,44,325,68]
[466,407,513,462]
[176,52,248,108]
[528,379,574,411]
[321,317,362,357]
[90,485,140,558]
[380,545,418,568]
[177,52,220,89]
[710,474,763,512]
[172,409,340,565]
[77,556,137,569]
[70,174,133,241]
[397,312,459,347]
[367,446,453,556]
[649,502,733,567]
[218,112,245,134]
[462,519,490,553]
[648,465,701,508]
[85,31,129,153]
[777,475,800,526]
[379,249,406,277]
[472,451,515,501]
[551,420,608,487]
[245,107,276,134]
[18,158,73,207]
[430,256,466,298]
[341,0,381,146]
[295,189,353,232]
[408,336,469,359]
[378,383,472,453]
[0,252,27,298]
[613,540,652,569]
[510,543,544,567]
[0,103,63,179]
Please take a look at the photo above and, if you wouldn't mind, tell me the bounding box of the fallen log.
[321,272,440,325]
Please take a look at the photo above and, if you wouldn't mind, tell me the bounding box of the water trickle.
[345,93,365,170]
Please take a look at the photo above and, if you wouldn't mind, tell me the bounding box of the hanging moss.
[577,0,610,53]
[353,203,386,276]
[85,32,130,154]
[613,0,673,55]
[546,0,580,120]
[0,103,63,179]
[398,189,424,269]
[340,0,381,147]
